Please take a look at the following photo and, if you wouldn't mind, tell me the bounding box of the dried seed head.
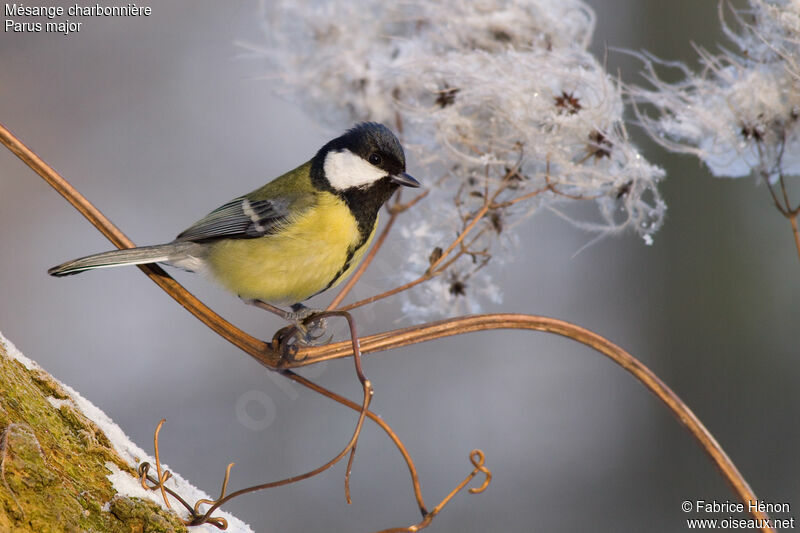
[256,0,666,317]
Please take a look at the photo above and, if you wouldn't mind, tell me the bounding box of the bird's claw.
[273,314,333,362]
[302,315,328,339]
[295,315,333,347]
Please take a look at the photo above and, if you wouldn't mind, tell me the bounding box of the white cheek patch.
[324,149,387,190]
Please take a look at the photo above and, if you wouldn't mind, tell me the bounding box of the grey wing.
[174,196,295,242]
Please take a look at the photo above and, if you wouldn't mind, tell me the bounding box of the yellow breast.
[204,193,376,305]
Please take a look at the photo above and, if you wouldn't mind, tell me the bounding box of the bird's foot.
[286,304,331,347]
[244,299,333,354]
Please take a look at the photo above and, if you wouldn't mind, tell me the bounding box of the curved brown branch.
[289,313,772,530]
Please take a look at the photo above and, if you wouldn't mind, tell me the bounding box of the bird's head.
[313,122,420,194]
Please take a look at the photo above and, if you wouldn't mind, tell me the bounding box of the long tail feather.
[48,242,196,277]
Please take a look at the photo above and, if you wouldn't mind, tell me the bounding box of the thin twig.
[763,175,788,215]
[388,189,429,214]
[375,450,491,533]
[543,169,602,201]
[777,175,800,263]
[490,185,548,209]
[429,182,507,274]
[759,170,800,263]
[282,370,429,516]
[192,462,235,516]
[759,160,789,216]
[138,463,199,517]
[144,420,231,528]
[778,174,794,215]
[338,272,434,312]
[790,213,800,263]
[305,309,372,502]
[153,419,171,510]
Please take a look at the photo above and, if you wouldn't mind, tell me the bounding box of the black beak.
[390,172,420,188]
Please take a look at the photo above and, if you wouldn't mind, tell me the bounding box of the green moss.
[109,496,186,532]
[0,342,187,532]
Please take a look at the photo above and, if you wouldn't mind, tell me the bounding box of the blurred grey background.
[1,1,797,531]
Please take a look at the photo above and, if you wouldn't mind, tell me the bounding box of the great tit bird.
[48,123,420,315]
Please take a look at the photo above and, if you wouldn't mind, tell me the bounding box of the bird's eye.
[368,153,382,166]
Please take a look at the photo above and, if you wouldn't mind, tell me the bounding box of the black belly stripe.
[308,241,363,300]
